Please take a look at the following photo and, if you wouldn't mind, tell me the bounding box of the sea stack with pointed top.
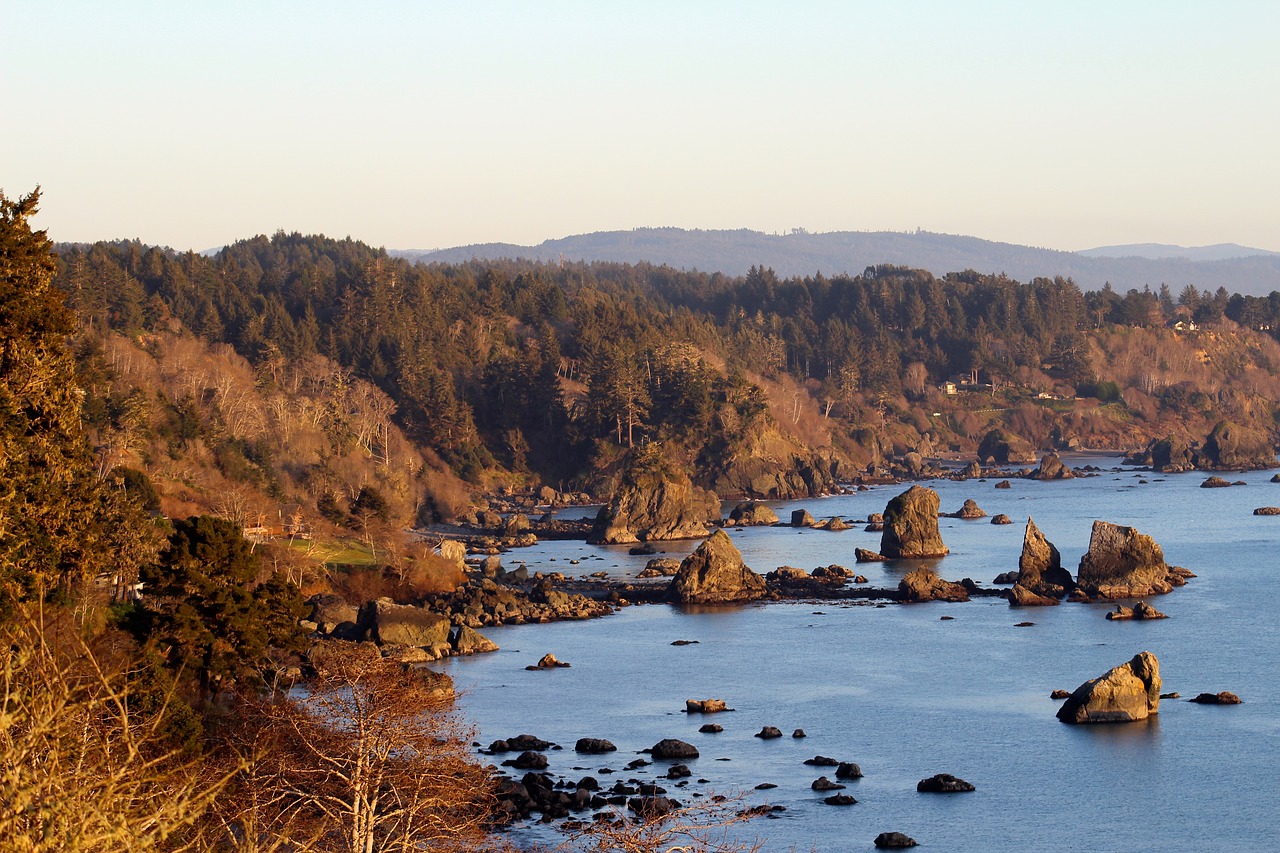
[880,485,949,558]
[667,529,767,605]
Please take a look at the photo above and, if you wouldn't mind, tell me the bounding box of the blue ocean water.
[442,458,1280,852]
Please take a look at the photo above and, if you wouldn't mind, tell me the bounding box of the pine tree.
[0,189,158,606]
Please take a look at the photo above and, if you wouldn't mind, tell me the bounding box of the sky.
[4,1,1278,253]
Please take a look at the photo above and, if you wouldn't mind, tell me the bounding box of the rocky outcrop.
[590,446,719,544]
[1008,583,1060,607]
[650,739,699,759]
[991,513,1012,525]
[1030,453,1073,480]
[308,594,360,637]
[977,428,1038,465]
[728,501,779,526]
[855,548,887,563]
[1105,601,1167,620]
[1199,420,1277,470]
[874,832,919,849]
[897,568,969,603]
[685,698,729,713]
[422,577,612,628]
[451,625,499,655]
[1189,691,1242,705]
[667,530,766,605]
[1056,651,1162,724]
[916,774,975,793]
[949,498,986,518]
[791,509,816,527]
[1076,521,1178,599]
[880,485,949,558]
[1201,476,1233,488]
[1018,517,1073,597]
[706,424,840,499]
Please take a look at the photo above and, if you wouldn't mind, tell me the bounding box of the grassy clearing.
[287,538,376,567]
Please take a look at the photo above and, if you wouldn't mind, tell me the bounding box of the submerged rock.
[1056,651,1162,724]
[667,529,767,605]
[880,485,949,558]
[1076,521,1177,599]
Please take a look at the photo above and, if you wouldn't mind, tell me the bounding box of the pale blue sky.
[4,1,1277,252]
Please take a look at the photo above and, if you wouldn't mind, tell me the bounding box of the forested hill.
[398,228,1280,296]
[53,232,1280,532]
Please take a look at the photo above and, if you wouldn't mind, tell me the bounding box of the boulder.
[1030,452,1073,480]
[824,794,858,805]
[1253,507,1280,516]
[791,509,816,527]
[855,548,887,563]
[994,479,1012,489]
[1151,435,1195,472]
[977,428,1037,465]
[768,566,810,582]
[575,738,617,754]
[880,485,949,558]
[589,446,719,544]
[526,653,570,670]
[961,461,983,479]
[728,501,779,526]
[874,832,918,849]
[308,594,359,636]
[991,513,1012,525]
[650,739,699,760]
[1018,517,1073,597]
[698,723,722,733]
[1201,476,1233,488]
[684,699,728,714]
[638,557,682,578]
[1198,420,1277,470]
[992,571,1020,585]
[361,598,451,648]
[812,564,854,580]
[754,726,783,739]
[1056,651,1162,724]
[916,773,975,793]
[1076,521,1176,599]
[438,539,467,565]
[1189,691,1242,705]
[897,568,969,603]
[667,530,766,605]
[1008,583,1060,607]
[836,762,863,780]
[950,498,986,519]
[1133,601,1168,620]
[451,625,499,655]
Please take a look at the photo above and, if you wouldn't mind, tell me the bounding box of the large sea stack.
[1017,517,1073,597]
[589,445,719,544]
[1076,521,1175,599]
[668,529,767,605]
[1057,652,1162,724]
[880,485,949,558]
[1198,420,1277,470]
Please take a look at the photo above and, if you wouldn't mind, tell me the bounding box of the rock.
[836,762,863,779]
[1008,583,1060,607]
[804,756,840,766]
[1105,605,1135,621]
[1198,420,1277,470]
[824,794,857,805]
[509,751,549,770]
[791,509,816,527]
[526,653,571,670]
[728,501,779,526]
[950,498,986,518]
[811,776,845,791]
[978,428,1038,465]
[880,485,949,558]
[1018,517,1073,597]
[666,764,692,779]
[916,773,975,793]
[667,529,767,605]
[1133,601,1168,619]
[1050,689,1071,700]
[451,625,499,655]
[1030,452,1073,480]
[901,451,925,477]
[1076,521,1177,599]
[575,738,617,754]
[438,539,467,566]
[1189,691,1242,705]
[867,513,884,524]
[1253,507,1280,516]
[991,513,1012,525]
[792,728,806,738]
[589,446,719,544]
[639,557,682,578]
[961,461,983,479]
[361,598,451,648]
[994,479,1012,489]
[874,832,918,849]
[1201,476,1233,488]
[897,568,969,603]
[685,699,728,714]
[812,564,854,580]
[822,516,851,531]
[855,548,887,563]
[307,593,359,636]
[650,739,699,759]
[768,566,810,582]
[698,723,723,733]
[754,726,783,739]
[629,543,658,556]
[992,571,1020,585]
[1056,651,1162,724]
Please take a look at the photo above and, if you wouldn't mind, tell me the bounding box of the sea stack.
[880,485,949,558]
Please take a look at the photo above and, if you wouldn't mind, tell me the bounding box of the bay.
[442,458,1280,851]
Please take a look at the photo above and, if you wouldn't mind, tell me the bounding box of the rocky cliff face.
[704,424,841,499]
[977,428,1038,465]
[1125,420,1277,472]
[589,446,719,544]
[667,529,767,605]
[1076,521,1176,599]
[1057,651,1162,724]
[880,485,949,558]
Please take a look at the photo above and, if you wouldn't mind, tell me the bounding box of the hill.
[397,228,1280,296]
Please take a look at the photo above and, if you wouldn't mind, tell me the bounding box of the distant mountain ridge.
[393,228,1280,296]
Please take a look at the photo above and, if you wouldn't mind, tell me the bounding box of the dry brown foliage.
[548,792,767,853]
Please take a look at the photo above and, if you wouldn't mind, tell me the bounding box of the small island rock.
[667,529,766,605]
[1056,651,1162,724]
[880,485,949,558]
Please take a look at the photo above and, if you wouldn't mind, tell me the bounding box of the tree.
[0,189,158,607]
[137,516,306,698]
